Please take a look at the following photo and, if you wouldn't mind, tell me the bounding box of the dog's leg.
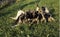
[41,17,46,23]
[31,18,37,24]
[11,17,21,27]
[50,17,55,21]
[48,17,55,22]
[37,19,39,24]
[34,18,39,24]
[48,17,52,22]
[13,20,21,27]
[36,17,39,24]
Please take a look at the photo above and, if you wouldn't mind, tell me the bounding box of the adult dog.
[41,6,55,22]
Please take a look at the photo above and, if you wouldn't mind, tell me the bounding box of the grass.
[0,0,59,37]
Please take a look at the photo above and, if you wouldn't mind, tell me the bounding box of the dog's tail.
[10,17,17,20]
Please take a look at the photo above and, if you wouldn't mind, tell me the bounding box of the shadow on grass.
[0,0,40,17]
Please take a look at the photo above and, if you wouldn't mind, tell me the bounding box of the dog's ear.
[35,3,39,7]
[41,6,45,11]
[36,4,39,7]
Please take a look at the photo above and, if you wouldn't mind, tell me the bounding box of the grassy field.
[0,0,59,37]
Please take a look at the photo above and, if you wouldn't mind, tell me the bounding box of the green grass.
[0,0,59,37]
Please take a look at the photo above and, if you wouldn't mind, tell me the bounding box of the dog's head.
[42,6,49,13]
